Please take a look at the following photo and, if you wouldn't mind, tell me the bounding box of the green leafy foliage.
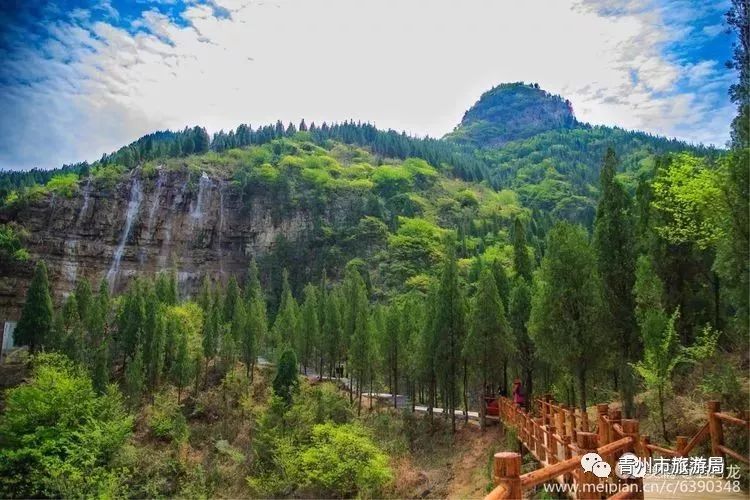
[296,422,393,497]
[0,353,132,498]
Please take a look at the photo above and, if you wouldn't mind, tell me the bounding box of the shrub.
[0,353,133,498]
[46,173,79,197]
[146,393,188,442]
[296,423,393,498]
[92,164,126,189]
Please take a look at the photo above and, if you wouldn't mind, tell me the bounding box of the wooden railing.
[485,395,749,499]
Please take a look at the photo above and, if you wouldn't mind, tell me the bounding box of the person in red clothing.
[512,378,525,410]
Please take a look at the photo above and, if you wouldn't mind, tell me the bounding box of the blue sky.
[0,0,737,170]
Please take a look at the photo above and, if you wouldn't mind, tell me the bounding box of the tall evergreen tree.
[224,276,240,324]
[346,267,371,415]
[508,277,534,399]
[491,259,511,313]
[464,268,510,428]
[202,297,219,386]
[324,286,342,378]
[512,218,533,281]
[432,241,466,432]
[15,260,54,353]
[299,284,319,374]
[529,222,605,411]
[125,342,145,405]
[593,148,637,416]
[273,348,299,405]
[383,305,402,408]
[272,270,298,354]
[172,323,194,403]
[74,278,93,326]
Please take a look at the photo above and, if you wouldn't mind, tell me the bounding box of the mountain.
[0,138,528,319]
[0,83,716,317]
[444,82,577,147]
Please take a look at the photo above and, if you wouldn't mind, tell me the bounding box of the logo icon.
[581,451,649,479]
[581,452,604,473]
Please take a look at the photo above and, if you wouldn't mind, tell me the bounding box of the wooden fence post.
[676,436,688,456]
[597,403,609,447]
[547,426,557,464]
[708,401,724,458]
[581,410,590,432]
[534,418,546,461]
[568,408,578,442]
[609,409,622,444]
[621,419,644,499]
[562,435,573,484]
[642,436,652,459]
[493,452,521,499]
[576,432,600,500]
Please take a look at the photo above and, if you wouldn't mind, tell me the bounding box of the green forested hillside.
[1,5,748,496]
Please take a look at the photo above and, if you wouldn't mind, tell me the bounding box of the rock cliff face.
[0,167,321,322]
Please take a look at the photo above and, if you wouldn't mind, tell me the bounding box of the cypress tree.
[464,267,510,428]
[529,222,605,411]
[273,348,299,405]
[198,275,212,313]
[92,338,110,395]
[593,148,637,417]
[491,259,510,313]
[224,276,240,324]
[508,277,534,399]
[324,286,342,378]
[512,218,533,281]
[74,278,93,326]
[15,260,54,353]
[202,297,219,386]
[172,324,194,403]
[299,284,319,374]
[125,342,146,405]
[272,270,298,354]
[432,241,466,432]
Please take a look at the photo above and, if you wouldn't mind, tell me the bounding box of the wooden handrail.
[645,443,679,457]
[679,422,709,456]
[715,412,750,428]
[520,454,581,489]
[487,396,747,499]
[484,483,509,500]
[719,445,750,464]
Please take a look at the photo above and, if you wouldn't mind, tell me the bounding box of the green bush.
[0,353,133,498]
[46,173,79,197]
[296,422,393,498]
[146,393,188,443]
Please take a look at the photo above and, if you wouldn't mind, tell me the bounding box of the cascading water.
[147,170,165,238]
[106,177,143,290]
[218,182,225,277]
[158,179,188,268]
[77,178,92,226]
[190,172,211,220]
[61,240,78,287]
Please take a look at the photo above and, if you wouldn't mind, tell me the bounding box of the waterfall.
[218,182,225,277]
[106,177,143,290]
[158,178,187,268]
[61,240,78,288]
[147,170,165,238]
[77,178,92,226]
[190,172,211,220]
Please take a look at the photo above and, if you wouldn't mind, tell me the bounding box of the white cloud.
[0,0,735,170]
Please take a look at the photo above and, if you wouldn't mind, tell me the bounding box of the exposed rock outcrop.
[0,167,318,321]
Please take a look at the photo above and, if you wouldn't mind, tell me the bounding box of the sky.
[0,0,737,170]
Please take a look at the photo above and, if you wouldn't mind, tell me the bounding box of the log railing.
[486,395,749,499]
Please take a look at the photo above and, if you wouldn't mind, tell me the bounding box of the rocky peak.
[445,82,577,147]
